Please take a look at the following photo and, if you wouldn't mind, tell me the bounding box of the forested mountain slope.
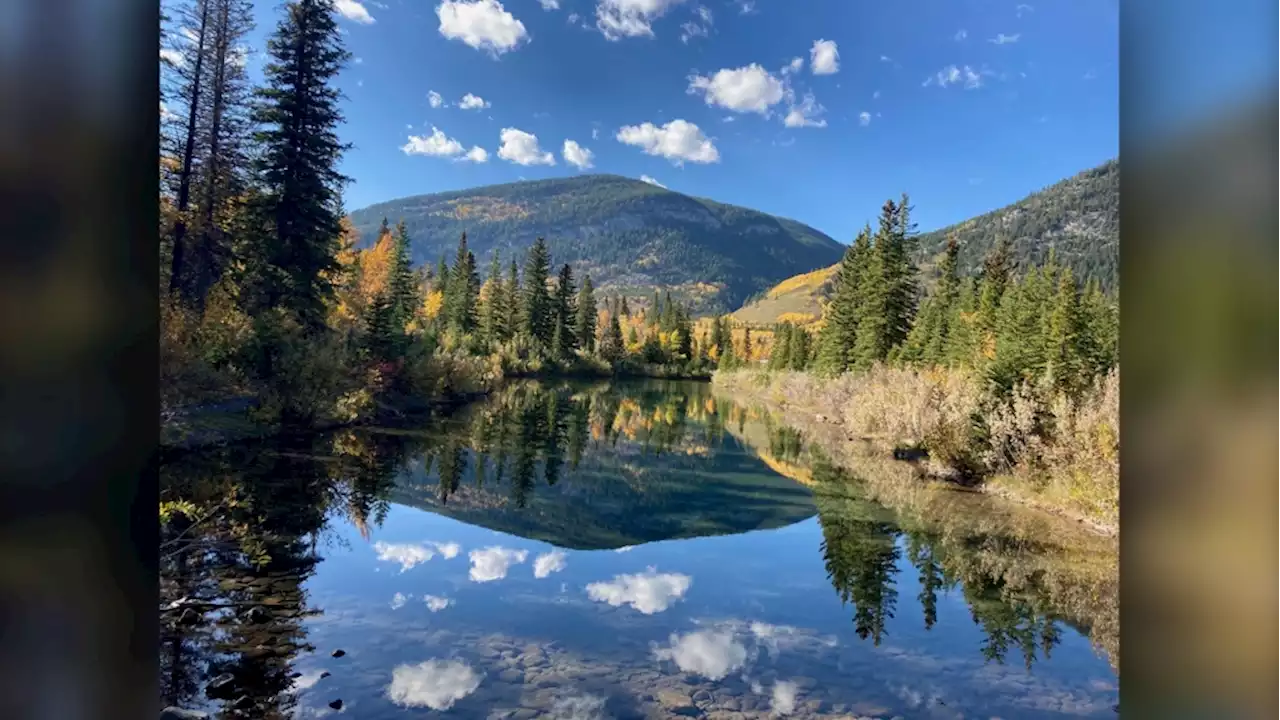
[348,175,845,313]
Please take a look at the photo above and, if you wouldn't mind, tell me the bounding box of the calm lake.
[160,379,1119,719]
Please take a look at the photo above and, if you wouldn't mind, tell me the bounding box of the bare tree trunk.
[169,0,212,301]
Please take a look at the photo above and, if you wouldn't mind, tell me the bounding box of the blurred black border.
[0,0,1277,717]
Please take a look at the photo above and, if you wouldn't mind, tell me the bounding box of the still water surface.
[160,380,1119,719]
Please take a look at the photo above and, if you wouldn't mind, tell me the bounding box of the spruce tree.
[769,323,792,370]
[600,315,625,362]
[675,305,693,360]
[444,232,479,335]
[620,296,631,317]
[521,238,553,349]
[790,326,812,371]
[247,0,351,329]
[554,263,577,358]
[387,220,418,340]
[504,259,521,341]
[1044,268,1086,395]
[480,250,505,346]
[741,327,753,364]
[902,235,959,366]
[575,275,598,354]
[816,226,870,374]
[709,314,727,358]
[435,254,450,295]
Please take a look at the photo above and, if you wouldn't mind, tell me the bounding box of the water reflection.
[160,379,1119,718]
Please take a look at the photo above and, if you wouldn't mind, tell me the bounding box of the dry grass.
[714,365,1120,533]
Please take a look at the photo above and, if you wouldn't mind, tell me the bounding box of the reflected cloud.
[614,545,636,553]
[390,592,411,609]
[386,659,481,710]
[291,669,327,692]
[424,595,453,612]
[771,680,799,715]
[586,569,692,614]
[549,692,608,719]
[652,630,748,680]
[374,541,436,572]
[534,550,568,578]
[469,546,529,582]
[432,541,461,559]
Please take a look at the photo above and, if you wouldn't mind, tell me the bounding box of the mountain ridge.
[347,174,845,313]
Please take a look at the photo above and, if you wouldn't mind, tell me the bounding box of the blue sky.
[236,0,1120,242]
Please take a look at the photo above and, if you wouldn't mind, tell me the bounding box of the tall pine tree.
[816,225,870,374]
[575,275,598,353]
[553,263,577,359]
[521,237,553,349]
[443,232,479,335]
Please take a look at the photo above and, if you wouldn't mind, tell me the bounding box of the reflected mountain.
[384,381,817,550]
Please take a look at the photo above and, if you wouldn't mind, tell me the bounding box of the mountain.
[731,159,1119,326]
[347,174,845,313]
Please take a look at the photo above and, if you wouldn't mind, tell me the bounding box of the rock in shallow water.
[160,708,209,720]
[328,699,343,710]
[331,649,346,658]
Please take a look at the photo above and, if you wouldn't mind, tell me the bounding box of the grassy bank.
[713,365,1119,534]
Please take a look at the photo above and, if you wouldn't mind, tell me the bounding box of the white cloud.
[734,0,755,14]
[432,541,461,559]
[374,541,437,570]
[954,28,967,41]
[591,127,600,139]
[872,90,881,99]
[159,101,176,121]
[568,11,580,22]
[989,33,1021,44]
[771,681,799,715]
[781,56,804,76]
[387,660,481,710]
[533,550,569,577]
[160,48,184,68]
[614,545,636,552]
[924,64,986,89]
[458,93,490,110]
[639,175,666,189]
[428,90,445,108]
[462,146,489,163]
[680,5,712,43]
[561,140,594,170]
[391,592,411,609]
[1016,3,1034,18]
[652,630,747,680]
[353,56,364,64]
[783,92,827,128]
[687,63,785,114]
[401,127,466,157]
[879,54,892,63]
[809,39,839,75]
[539,0,560,8]
[586,569,691,613]
[721,115,735,123]
[498,128,555,166]
[424,595,453,611]
[437,0,529,56]
[858,111,871,127]
[615,119,719,165]
[335,0,376,24]
[595,0,688,41]
[468,546,529,581]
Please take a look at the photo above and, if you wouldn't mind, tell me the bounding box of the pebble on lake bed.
[328,699,343,710]
[331,649,346,658]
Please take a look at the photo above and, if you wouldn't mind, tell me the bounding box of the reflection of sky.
[293,500,1118,719]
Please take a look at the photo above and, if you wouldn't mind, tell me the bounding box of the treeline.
[762,194,1118,398]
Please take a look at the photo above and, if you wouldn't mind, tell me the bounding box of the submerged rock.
[331,649,346,658]
[328,699,343,710]
[205,673,236,698]
[160,708,209,720]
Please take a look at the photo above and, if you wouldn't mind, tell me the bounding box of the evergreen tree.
[575,275,598,353]
[661,290,676,332]
[1043,268,1087,395]
[387,220,418,341]
[246,0,351,329]
[769,323,793,370]
[626,325,639,349]
[674,305,693,360]
[741,327,753,364]
[521,238,553,349]
[479,250,505,346]
[600,315,625,363]
[620,296,631,317]
[362,292,395,361]
[435,253,450,295]
[553,263,577,358]
[504,259,521,341]
[816,226,870,374]
[853,197,918,368]
[443,232,479,335]
[709,314,727,358]
[977,235,1012,334]
[790,326,811,371]
[902,235,959,366]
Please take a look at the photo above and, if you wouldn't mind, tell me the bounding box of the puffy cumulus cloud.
[386,659,481,710]
[432,541,462,559]
[687,63,785,114]
[335,0,376,24]
[468,546,529,581]
[652,630,747,680]
[781,56,803,76]
[428,90,445,108]
[374,541,438,570]
[616,120,719,165]
[771,680,800,715]
[782,92,827,128]
[561,140,594,170]
[463,146,489,163]
[437,0,529,56]
[586,569,691,613]
[390,592,411,609]
[595,0,688,41]
[858,111,871,127]
[809,39,839,75]
[639,175,666,189]
[401,127,473,158]
[423,595,453,612]
[458,92,490,110]
[924,64,986,89]
[497,128,556,166]
[533,550,569,577]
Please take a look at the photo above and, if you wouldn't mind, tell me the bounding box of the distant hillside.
[348,175,845,313]
[731,159,1119,326]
